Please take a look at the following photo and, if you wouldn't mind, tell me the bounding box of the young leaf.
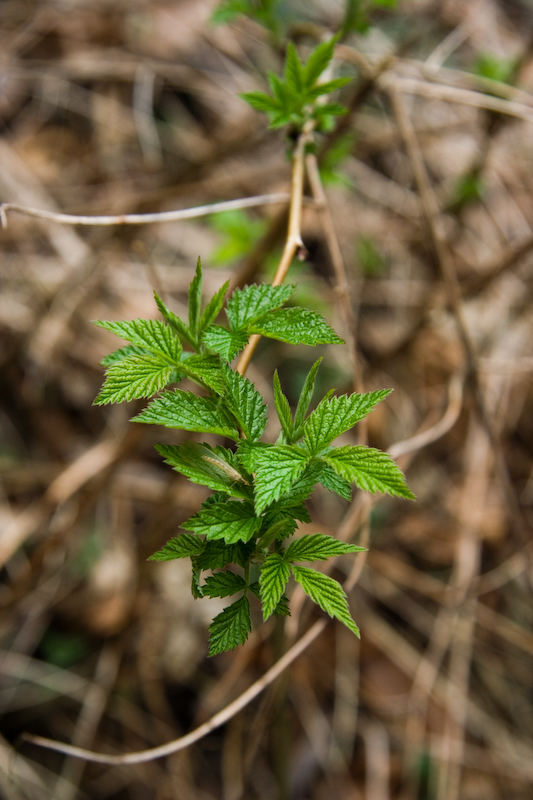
[100,344,150,367]
[273,594,291,617]
[304,389,392,454]
[208,595,252,656]
[286,533,365,563]
[155,442,249,497]
[226,284,294,331]
[249,307,343,346]
[180,354,226,394]
[293,358,322,436]
[284,42,304,94]
[307,77,352,99]
[303,37,338,89]
[314,461,352,501]
[94,354,176,405]
[202,325,249,362]
[324,446,415,499]
[182,497,262,544]
[241,91,282,114]
[253,445,309,514]
[223,364,266,441]
[259,554,291,620]
[148,534,205,561]
[154,291,195,348]
[94,319,181,362]
[133,390,239,439]
[202,571,246,598]
[273,370,293,440]
[199,280,229,334]
[194,540,254,571]
[188,258,203,340]
[291,565,360,637]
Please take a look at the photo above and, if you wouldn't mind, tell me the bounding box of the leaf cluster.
[241,37,351,134]
[95,260,414,655]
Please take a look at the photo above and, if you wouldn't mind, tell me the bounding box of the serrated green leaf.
[273,370,293,440]
[236,440,271,473]
[155,442,249,497]
[303,37,338,89]
[253,445,309,514]
[285,42,304,94]
[241,91,282,113]
[193,540,254,571]
[153,291,195,349]
[199,280,229,334]
[180,354,225,394]
[250,307,343,346]
[304,389,392,454]
[188,258,203,340]
[100,344,151,367]
[325,446,415,499]
[314,461,352,501]
[226,284,294,331]
[286,533,365,563]
[291,564,359,636]
[183,497,261,544]
[293,358,322,437]
[203,325,249,362]
[133,390,239,439]
[307,77,352,99]
[148,534,205,561]
[202,571,246,598]
[260,554,291,620]
[94,354,176,405]
[268,71,293,109]
[208,595,251,656]
[94,319,181,362]
[273,594,291,616]
[223,364,266,441]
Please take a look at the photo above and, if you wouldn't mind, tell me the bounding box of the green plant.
[94,37,414,657]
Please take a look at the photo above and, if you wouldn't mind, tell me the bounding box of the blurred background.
[1,1,532,798]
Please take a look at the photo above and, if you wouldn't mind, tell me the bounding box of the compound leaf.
[286,533,365,563]
[259,554,291,620]
[291,565,359,636]
[304,389,392,454]
[133,390,239,439]
[182,497,262,544]
[202,571,246,598]
[180,354,226,394]
[100,344,150,367]
[303,37,337,89]
[188,258,203,340]
[148,534,205,561]
[94,319,181,362]
[208,595,251,656]
[324,446,415,499]
[273,370,293,440]
[293,358,322,436]
[199,280,229,334]
[155,442,249,497]
[203,325,249,361]
[154,291,195,348]
[253,445,309,514]
[250,307,343,346]
[223,364,266,441]
[94,354,176,405]
[226,284,294,331]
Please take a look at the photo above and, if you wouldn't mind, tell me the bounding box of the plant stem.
[236,130,310,376]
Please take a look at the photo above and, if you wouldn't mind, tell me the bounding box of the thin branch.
[236,131,309,376]
[22,618,327,765]
[0,194,290,230]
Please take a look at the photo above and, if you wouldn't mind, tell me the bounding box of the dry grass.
[1,1,532,798]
